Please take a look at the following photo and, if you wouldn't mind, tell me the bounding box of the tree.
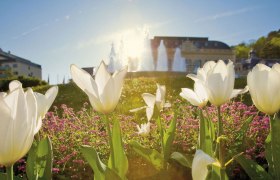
[234,44,250,59]
[261,37,280,58]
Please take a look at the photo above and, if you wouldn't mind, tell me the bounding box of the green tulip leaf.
[234,154,272,180]
[199,110,214,156]
[170,152,192,168]
[108,120,128,180]
[265,132,274,176]
[80,145,106,180]
[26,136,53,180]
[81,145,121,180]
[129,141,164,171]
[265,116,280,179]
[163,116,177,161]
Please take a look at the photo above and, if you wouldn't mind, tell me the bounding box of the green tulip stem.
[157,114,167,170]
[6,165,13,180]
[104,115,115,170]
[217,106,226,179]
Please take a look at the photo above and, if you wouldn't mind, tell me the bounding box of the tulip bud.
[247,63,280,115]
[0,82,37,167]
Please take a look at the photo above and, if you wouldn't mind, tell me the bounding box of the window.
[13,64,18,68]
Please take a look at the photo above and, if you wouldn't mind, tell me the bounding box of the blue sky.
[0,0,279,84]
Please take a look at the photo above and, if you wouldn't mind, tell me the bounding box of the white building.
[0,49,42,79]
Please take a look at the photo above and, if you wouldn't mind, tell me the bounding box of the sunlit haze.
[0,0,279,84]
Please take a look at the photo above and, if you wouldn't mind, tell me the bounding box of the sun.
[123,30,145,59]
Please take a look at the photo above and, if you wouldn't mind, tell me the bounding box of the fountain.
[108,43,116,73]
[109,43,124,72]
[138,36,154,71]
[118,40,128,68]
[156,40,168,71]
[172,47,186,72]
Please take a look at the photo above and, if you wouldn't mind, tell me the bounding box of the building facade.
[0,49,42,79]
[151,36,235,72]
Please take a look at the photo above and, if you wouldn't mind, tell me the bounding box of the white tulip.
[188,60,248,106]
[130,93,155,121]
[136,122,151,136]
[192,149,216,180]
[155,84,171,110]
[130,84,170,121]
[71,61,127,114]
[34,86,58,134]
[247,63,280,115]
[188,61,216,82]
[180,80,208,107]
[0,83,37,167]
[7,80,58,134]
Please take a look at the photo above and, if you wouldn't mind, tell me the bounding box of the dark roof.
[151,36,231,50]
[193,40,231,50]
[0,50,41,68]
[153,36,209,42]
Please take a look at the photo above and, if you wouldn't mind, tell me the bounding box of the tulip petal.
[202,61,216,74]
[100,77,117,113]
[34,93,47,133]
[142,93,156,108]
[0,92,7,97]
[70,64,99,97]
[180,88,202,107]
[129,106,147,112]
[2,88,29,166]
[230,86,249,99]
[156,84,166,110]
[137,122,151,136]
[86,89,104,113]
[9,80,22,91]
[156,84,166,103]
[23,88,37,144]
[45,86,58,112]
[146,107,154,121]
[268,68,280,114]
[0,97,13,165]
[194,81,208,101]
[95,61,111,94]
[34,86,58,134]
[206,73,226,106]
[192,150,216,180]
[112,66,127,104]
[187,74,200,81]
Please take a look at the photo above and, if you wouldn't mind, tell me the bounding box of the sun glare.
[123,30,145,59]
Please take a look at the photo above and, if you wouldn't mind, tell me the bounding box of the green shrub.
[0,76,47,91]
